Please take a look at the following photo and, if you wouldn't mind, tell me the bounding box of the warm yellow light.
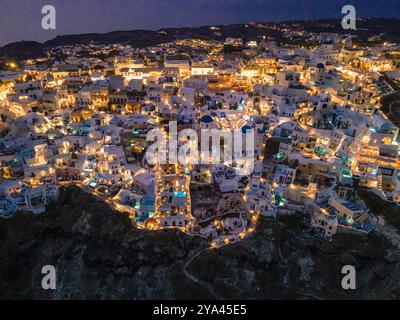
[7,61,17,69]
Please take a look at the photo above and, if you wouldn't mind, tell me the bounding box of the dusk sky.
[1,0,400,46]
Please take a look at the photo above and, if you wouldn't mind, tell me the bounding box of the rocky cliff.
[0,187,399,299]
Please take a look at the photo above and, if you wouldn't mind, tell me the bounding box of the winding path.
[376,223,400,250]
[182,248,224,300]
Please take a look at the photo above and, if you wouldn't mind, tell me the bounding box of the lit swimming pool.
[174,192,187,198]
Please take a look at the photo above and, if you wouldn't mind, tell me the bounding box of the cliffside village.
[1,26,400,246]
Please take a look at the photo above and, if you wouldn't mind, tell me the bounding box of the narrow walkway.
[376,222,400,250]
[182,248,224,300]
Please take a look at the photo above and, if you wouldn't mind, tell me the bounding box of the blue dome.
[241,125,252,134]
[316,63,325,69]
[200,115,213,123]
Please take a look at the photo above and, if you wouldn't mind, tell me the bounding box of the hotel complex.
[1,26,400,245]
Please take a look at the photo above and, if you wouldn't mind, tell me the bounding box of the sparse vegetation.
[0,189,399,299]
[358,188,400,231]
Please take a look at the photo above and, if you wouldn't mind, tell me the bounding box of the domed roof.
[241,125,252,134]
[200,115,213,123]
[316,63,325,69]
